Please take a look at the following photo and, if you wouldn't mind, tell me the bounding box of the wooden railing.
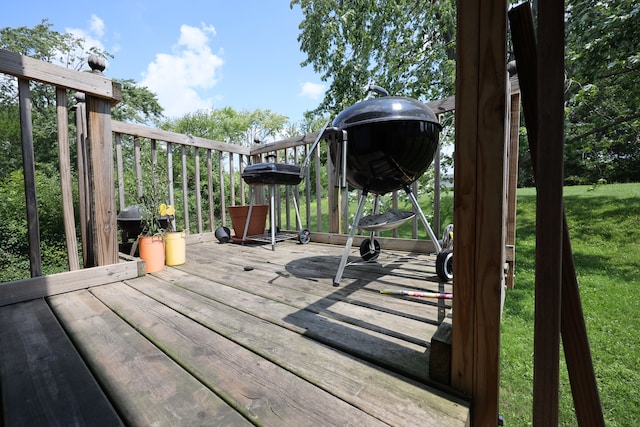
[108,121,453,251]
[0,49,122,276]
[0,48,519,288]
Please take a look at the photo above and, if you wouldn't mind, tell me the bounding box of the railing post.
[83,56,118,266]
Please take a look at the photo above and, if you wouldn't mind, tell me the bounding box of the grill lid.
[332,96,442,129]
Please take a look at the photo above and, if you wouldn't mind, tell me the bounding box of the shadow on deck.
[0,240,469,426]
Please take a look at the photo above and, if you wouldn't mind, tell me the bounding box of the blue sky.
[2,1,326,123]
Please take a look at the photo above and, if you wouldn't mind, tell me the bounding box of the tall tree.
[162,107,288,146]
[564,0,640,183]
[291,0,456,116]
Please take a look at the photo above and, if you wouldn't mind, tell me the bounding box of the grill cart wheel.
[436,249,454,282]
[359,238,381,261]
[298,228,311,244]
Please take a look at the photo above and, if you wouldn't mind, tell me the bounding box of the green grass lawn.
[284,182,639,425]
[500,183,640,426]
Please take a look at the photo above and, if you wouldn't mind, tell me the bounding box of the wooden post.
[327,146,341,234]
[509,4,605,425]
[452,1,508,426]
[18,79,42,277]
[84,56,118,266]
[314,145,322,232]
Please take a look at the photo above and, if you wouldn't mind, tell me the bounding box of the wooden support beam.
[534,1,565,423]
[453,1,508,426]
[509,3,605,425]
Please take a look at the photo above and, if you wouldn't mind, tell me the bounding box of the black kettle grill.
[327,85,453,285]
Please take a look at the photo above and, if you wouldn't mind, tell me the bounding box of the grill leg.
[242,187,255,244]
[270,185,276,251]
[405,186,442,253]
[333,190,368,286]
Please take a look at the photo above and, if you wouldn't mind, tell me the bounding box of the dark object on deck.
[117,206,143,240]
[117,205,169,241]
[215,226,231,243]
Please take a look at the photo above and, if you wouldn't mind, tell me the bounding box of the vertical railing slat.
[74,96,90,267]
[207,149,215,231]
[194,147,202,233]
[218,151,226,226]
[181,145,190,232]
[314,144,322,232]
[167,142,175,228]
[56,88,80,270]
[134,137,142,199]
[115,134,125,211]
[18,78,42,277]
[229,153,235,205]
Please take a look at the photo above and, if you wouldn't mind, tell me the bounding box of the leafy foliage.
[564,0,640,184]
[290,0,456,116]
[162,107,288,145]
[0,167,72,281]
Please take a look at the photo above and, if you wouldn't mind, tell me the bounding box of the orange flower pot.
[228,205,268,239]
[139,235,165,273]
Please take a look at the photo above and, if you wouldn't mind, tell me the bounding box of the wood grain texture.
[56,87,80,271]
[454,2,508,426]
[509,3,605,425]
[18,79,42,277]
[0,260,144,306]
[0,299,123,426]
[1,240,469,426]
[86,95,118,266]
[111,120,249,155]
[48,290,251,426]
[0,49,114,98]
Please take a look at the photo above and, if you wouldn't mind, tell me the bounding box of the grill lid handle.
[364,83,389,98]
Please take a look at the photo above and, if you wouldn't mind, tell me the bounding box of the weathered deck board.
[0,299,123,426]
[123,274,468,426]
[155,265,431,381]
[89,281,388,426]
[48,290,250,426]
[0,241,469,426]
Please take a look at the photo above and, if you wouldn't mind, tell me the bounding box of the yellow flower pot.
[164,231,186,266]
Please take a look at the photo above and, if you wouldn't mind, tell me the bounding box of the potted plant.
[160,203,186,266]
[137,195,167,273]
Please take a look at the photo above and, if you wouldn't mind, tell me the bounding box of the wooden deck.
[0,239,469,426]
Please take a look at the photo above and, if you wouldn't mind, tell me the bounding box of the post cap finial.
[88,55,106,73]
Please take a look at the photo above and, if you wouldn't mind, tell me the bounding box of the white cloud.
[63,17,107,69]
[89,15,105,37]
[299,82,325,100]
[141,23,223,118]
